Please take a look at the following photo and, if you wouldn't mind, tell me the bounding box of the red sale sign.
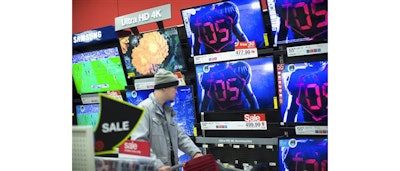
[244,113,266,122]
[119,140,150,157]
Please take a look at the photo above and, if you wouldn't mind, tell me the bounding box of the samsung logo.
[73,30,102,44]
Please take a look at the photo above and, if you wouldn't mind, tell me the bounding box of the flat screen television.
[280,59,328,124]
[75,104,100,130]
[181,0,267,57]
[72,47,128,94]
[125,86,196,136]
[266,0,328,46]
[195,56,277,113]
[278,138,328,171]
[119,27,186,78]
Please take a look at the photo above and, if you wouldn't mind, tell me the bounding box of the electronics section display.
[72,1,328,170]
[118,27,187,78]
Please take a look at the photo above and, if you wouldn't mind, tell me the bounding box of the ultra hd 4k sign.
[114,4,171,31]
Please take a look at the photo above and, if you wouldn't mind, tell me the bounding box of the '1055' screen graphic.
[195,56,277,113]
[280,59,328,123]
[267,0,328,45]
[279,138,328,171]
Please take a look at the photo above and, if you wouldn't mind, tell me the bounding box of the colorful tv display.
[181,0,267,56]
[119,27,186,78]
[72,47,128,94]
[75,104,100,130]
[195,56,277,112]
[125,86,196,136]
[280,59,328,123]
[266,0,328,46]
[278,138,328,171]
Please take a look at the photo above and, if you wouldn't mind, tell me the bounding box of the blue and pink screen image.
[195,56,277,112]
[181,0,267,56]
[266,0,328,46]
[278,138,327,171]
[280,60,328,123]
[125,86,196,136]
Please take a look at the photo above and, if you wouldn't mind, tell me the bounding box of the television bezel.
[266,0,328,47]
[72,42,129,95]
[279,54,328,126]
[194,55,279,114]
[119,26,188,79]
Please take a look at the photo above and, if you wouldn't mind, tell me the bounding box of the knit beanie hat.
[154,69,179,89]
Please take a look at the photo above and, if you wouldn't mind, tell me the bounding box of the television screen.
[181,0,267,57]
[195,56,277,112]
[266,0,328,46]
[75,104,100,130]
[280,59,328,124]
[72,47,128,94]
[278,138,328,171]
[119,27,186,78]
[125,86,196,136]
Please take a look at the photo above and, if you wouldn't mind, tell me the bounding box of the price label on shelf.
[245,121,267,129]
[234,41,258,58]
[200,121,267,130]
[286,43,327,57]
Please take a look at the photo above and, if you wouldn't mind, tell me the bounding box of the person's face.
[164,85,178,102]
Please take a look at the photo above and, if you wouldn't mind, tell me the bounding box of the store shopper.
[130,68,203,171]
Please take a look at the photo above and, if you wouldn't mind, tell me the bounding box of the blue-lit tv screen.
[195,56,277,112]
[125,86,196,136]
[75,104,100,130]
[278,138,328,171]
[266,0,328,46]
[280,59,328,123]
[181,0,267,56]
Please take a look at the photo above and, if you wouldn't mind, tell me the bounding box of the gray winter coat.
[130,93,201,170]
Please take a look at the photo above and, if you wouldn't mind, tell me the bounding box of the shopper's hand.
[193,152,203,158]
[157,165,171,171]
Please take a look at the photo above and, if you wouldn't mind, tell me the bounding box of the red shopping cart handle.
[171,154,244,171]
[171,154,218,171]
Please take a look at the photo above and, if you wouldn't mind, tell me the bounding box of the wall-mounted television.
[266,0,328,46]
[181,0,267,57]
[195,56,277,113]
[278,138,328,171]
[280,59,328,124]
[125,86,196,136]
[72,47,128,94]
[75,104,100,130]
[119,27,187,78]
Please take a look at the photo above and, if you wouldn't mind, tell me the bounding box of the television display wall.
[119,27,186,78]
[195,56,277,113]
[280,59,328,124]
[181,0,267,57]
[72,47,128,94]
[125,86,196,136]
[266,0,328,46]
[278,138,328,171]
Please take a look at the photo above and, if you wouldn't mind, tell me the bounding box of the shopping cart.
[171,154,244,171]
